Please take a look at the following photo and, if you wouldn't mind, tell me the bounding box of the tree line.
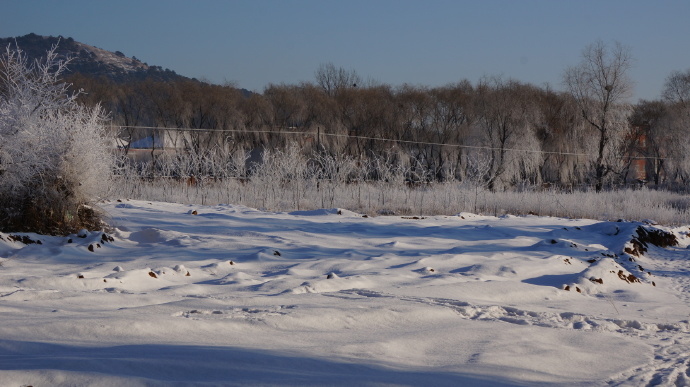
[66,41,690,192]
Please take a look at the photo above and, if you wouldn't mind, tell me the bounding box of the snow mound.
[0,201,688,386]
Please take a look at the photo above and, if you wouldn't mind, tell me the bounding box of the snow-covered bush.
[108,140,690,225]
[0,44,112,234]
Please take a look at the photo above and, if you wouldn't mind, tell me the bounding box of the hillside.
[0,33,189,83]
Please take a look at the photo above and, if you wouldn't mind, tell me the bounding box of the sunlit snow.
[0,200,688,386]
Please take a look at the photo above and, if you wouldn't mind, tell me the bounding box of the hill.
[0,33,193,83]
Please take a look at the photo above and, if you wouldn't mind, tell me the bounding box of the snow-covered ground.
[0,200,689,386]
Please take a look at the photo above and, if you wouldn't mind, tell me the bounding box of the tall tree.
[563,40,633,191]
[661,69,690,184]
[473,77,541,190]
[532,87,585,187]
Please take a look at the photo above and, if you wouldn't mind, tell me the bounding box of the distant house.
[127,135,167,149]
[626,124,668,186]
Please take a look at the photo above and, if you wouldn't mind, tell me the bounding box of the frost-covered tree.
[0,44,113,234]
[660,69,690,185]
[472,77,542,190]
[563,40,633,192]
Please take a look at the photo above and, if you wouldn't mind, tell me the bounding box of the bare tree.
[661,70,690,185]
[472,76,541,190]
[315,62,361,97]
[563,40,634,191]
[264,83,307,130]
[533,86,586,187]
[662,69,690,106]
[428,82,473,180]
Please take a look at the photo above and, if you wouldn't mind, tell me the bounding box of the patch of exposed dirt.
[625,226,678,257]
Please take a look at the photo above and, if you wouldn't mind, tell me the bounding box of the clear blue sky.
[2,0,689,101]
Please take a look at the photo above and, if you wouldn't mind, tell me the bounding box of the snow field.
[0,200,688,386]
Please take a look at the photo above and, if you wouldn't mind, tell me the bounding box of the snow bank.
[0,200,688,386]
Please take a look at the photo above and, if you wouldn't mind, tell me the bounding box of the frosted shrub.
[248,144,314,210]
[0,44,112,233]
[312,152,358,208]
[109,142,690,226]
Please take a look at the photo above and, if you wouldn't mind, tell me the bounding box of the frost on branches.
[0,44,112,234]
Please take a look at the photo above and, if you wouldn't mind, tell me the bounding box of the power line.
[113,125,667,161]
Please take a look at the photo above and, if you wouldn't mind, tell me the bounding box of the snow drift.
[0,200,688,386]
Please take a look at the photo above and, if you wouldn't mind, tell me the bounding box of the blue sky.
[2,0,689,101]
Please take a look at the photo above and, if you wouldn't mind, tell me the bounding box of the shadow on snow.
[0,339,536,386]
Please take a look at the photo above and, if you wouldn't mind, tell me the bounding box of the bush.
[0,43,113,234]
[110,141,690,225]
